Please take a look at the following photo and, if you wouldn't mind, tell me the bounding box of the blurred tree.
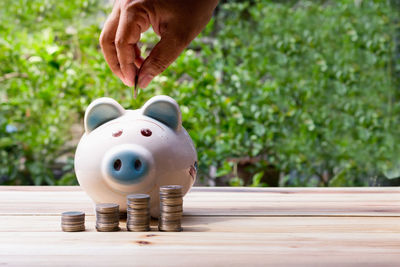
[0,0,399,186]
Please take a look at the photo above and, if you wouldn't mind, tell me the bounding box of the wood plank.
[2,186,400,193]
[0,190,95,215]
[0,186,399,216]
[1,254,398,267]
[0,232,399,266]
[1,186,400,266]
[0,215,399,233]
[0,186,83,191]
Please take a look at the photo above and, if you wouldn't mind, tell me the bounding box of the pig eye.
[141,128,152,137]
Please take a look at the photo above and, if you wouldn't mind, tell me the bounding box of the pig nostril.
[113,159,122,171]
[134,159,142,171]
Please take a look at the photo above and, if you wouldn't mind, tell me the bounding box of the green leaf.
[250,171,265,187]
[229,177,244,187]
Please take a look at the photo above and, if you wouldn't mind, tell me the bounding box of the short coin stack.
[61,211,85,232]
[95,203,120,232]
[159,185,183,232]
[126,194,150,232]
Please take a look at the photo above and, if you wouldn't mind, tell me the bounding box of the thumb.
[138,35,188,88]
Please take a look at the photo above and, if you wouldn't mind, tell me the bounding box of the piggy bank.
[74,95,197,217]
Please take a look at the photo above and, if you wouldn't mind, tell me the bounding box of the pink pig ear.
[84,98,125,133]
[142,95,182,131]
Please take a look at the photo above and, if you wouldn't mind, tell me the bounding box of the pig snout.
[102,144,152,184]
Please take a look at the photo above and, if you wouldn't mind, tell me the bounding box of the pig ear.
[142,95,182,131]
[84,97,125,133]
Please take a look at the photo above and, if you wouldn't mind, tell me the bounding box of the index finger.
[99,5,127,84]
[114,8,144,87]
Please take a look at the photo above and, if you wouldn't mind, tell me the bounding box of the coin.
[158,220,181,226]
[96,226,120,232]
[62,225,85,232]
[62,220,85,225]
[159,212,182,219]
[127,217,150,224]
[127,225,150,232]
[128,210,150,218]
[96,222,120,228]
[95,203,120,232]
[161,205,183,213]
[62,215,85,220]
[62,211,85,218]
[127,204,149,210]
[158,223,182,232]
[158,185,184,232]
[160,198,183,206]
[96,203,119,213]
[159,185,183,194]
[96,226,119,231]
[126,193,151,232]
[61,211,85,232]
[96,214,120,219]
[127,194,150,201]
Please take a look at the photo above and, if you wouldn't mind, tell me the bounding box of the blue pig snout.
[102,144,152,185]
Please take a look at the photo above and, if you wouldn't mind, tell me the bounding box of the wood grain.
[0,215,399,233]
[0,232,399,266]
[0,186,399,216]
[0,186,400,266]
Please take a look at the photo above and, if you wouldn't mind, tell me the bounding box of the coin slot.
[113,159,122,171]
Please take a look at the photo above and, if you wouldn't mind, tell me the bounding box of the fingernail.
[138,74,153,88]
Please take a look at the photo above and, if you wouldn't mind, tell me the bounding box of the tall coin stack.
[159,185,183,232]
[61,211,85,232]
[126,194,150,232]
[95,203,120,232]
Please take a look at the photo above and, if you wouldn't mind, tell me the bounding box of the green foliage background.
[0,0,399,186]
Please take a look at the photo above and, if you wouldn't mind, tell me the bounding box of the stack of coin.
[95,203,120,232]
[126,194,150,232]
[159,185,183,232]
[61,211,85,232]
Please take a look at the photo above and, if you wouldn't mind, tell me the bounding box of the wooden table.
[0,186,399,266]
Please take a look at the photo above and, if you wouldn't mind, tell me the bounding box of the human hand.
[100,0,218,88]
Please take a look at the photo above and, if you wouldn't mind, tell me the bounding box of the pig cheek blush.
[141,128,152,137]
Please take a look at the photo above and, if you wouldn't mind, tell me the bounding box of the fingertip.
[119,62,137,87]
[122,77,134,87]
[124,75,135,87]
[138,74,154,88]
[118,75,129,87]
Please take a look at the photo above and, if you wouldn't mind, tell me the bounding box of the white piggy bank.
[74,95,197,217]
